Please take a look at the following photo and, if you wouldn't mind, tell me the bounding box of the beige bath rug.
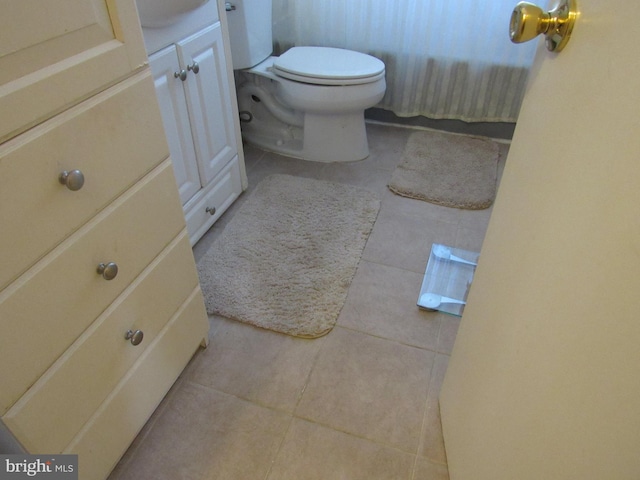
[388,130,500,209]
[197,174,380,338]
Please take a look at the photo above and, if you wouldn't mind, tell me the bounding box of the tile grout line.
[411,322,448,480]
[412,324,443,479]
[262,413,296,480]
[336,323,442,355]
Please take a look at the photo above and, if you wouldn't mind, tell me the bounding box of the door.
[440,1,640,479]
[178,23,237,185]
[149,45,202,205]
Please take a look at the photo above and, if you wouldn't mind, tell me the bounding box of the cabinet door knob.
[187,61,200,74]
[58,169,85,191]
[174,69,187,81]
[206,206,216,216]
[97,262,118,280]
[125,329,144,346]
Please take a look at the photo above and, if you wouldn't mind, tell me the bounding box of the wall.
[272,0,295,54]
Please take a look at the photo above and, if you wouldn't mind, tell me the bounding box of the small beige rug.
[197,174,380,338]
[388,130,500,209]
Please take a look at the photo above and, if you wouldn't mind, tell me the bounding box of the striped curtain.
[272,0,538,122]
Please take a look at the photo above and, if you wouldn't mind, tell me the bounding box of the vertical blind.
[272,0,538,122]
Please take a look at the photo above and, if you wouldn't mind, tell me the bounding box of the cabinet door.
[178,23,237,185]
[149,46,202,205]
[0,0,147,143]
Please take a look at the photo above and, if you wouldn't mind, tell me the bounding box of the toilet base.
[241,111,370,163]
[303,112,369,162]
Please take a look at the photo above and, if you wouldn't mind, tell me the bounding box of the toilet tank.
[225,0,273,69]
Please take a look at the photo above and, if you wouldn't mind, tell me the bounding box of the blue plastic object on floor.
[417,244,479,316]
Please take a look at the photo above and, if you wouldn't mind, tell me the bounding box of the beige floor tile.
[338,261,441,350]
[296,327,435,452]
[318,161,393,198]
[366,122,413,169]
[241,141,267,163]
[362,208,458,273]
[412,457,449,480]
[455,224,488,253]
[380,189,463,226]
[247,151,327,187]
[420,354,450,464]
[267,418,414,480]
[109,382,291,480]
[457,207,494,234]
[185,318,325,412]
[437,315,461,355]
[109,123,498,478]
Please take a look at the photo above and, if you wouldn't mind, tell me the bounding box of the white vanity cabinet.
[0,1,210,478]
[146,5,247,245]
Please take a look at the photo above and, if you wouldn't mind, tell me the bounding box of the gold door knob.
[509,0,577,52]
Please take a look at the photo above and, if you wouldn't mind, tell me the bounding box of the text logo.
[0,455,77,480]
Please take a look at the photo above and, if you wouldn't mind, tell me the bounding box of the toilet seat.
[272,46,385,86]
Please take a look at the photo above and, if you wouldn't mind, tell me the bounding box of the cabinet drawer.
[0,161,185,414]
[3,231,199,453]
[65,288,208,480]
[185,155,242,245]
[0,71,169,291]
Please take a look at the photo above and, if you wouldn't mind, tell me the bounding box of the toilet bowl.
[236,47,386,162]
[225,0,386,162]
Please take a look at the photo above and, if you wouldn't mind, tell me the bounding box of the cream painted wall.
[440,1,640,479]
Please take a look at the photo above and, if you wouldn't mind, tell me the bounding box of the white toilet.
[226,0,386,162]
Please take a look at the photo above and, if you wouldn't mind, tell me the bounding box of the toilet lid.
[273,46,385,86]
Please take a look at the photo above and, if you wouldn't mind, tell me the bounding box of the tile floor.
[108,122,509,480]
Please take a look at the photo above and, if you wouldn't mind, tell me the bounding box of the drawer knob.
[206,206,216,216]
[187,61,200,74]
[125,329,144,346]
[58,169,85,191]
[97,262,118,280]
